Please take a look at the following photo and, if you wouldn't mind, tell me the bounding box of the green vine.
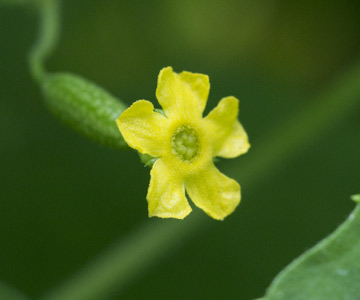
[28,0,128,149]
[28,0,59,82]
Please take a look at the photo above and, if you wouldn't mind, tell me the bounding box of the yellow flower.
[116,67,250,220]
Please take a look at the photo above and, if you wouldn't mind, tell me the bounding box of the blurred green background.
[1,0,360,299]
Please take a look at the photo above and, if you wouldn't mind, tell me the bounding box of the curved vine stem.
[28,0,60,83]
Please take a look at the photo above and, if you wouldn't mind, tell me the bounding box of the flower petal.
[156,67,210,119]
[147,159,192,219]
[185,163,240,220]
[204,96,250,158]
[179,70,210,109]
[116,100,168,157]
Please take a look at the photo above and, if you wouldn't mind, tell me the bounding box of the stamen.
[172,125,199,161]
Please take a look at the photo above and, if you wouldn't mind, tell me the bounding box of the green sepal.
[154,108,165,117]
[213,157,220,163]
[41,72,128,149]
[139,153,157,168]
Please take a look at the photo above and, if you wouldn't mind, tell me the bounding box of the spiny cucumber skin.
[42,73,127,149]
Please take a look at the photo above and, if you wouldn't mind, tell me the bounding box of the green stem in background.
[0,281,29,300]
[28,0,60,83]
[41,61,360,300]
[41,212,207,300]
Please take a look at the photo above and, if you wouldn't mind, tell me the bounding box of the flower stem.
[28,0,60,83]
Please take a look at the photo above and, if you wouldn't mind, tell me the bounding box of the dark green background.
[1,0,360,299]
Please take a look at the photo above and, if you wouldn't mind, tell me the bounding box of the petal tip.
[186,165,241,220]
[119,100,154,117]
[222,96,239,109]
[116,99,154,127]
[158,66,174,77]
[148,206,192,219]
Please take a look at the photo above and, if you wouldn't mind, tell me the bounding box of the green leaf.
[264,196,360,300]
[42,73,128,149]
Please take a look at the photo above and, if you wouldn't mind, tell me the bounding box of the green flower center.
[172,125,199,161]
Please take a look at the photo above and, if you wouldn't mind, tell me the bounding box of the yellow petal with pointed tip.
[156,67,209,120]
[179,70,210,111]
[185,163,240,220]
[147,159,192,219]
[204,96,250,158]
[116,100,168,157]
